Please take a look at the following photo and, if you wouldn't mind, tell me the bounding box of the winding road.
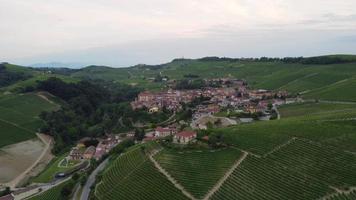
[80,159,109,200]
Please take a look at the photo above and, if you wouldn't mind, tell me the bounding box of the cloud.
[0,0,356,65]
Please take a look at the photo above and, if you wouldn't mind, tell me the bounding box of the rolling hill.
[71,55,356,101]
[0,93,59,148]
[93,101,356,200]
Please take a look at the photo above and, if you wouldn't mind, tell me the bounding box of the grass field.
[154,148,243,199]
[28,179,74,200]
[32,153,78,183]
[95,144,190,200]
[0,93,59,148]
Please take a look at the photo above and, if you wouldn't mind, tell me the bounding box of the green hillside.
[0,93,59,147]
[95,143,190,200]
[154,148,243,199]
[0,63,78,93]
[96,101,356,199]
[71,55,356,100]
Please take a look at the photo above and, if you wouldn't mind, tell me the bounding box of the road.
[80,159,109,200]
[273,104,281,120]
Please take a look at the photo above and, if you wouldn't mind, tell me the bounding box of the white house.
[173,131,197,144]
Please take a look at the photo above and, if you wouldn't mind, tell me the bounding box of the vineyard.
[278,102,356,119]
[95,143,189,200]
[211,155,334,200]
[28,179,74,200]
[154,148,243,199]
[268,138,356,189]
[91,101,356,200]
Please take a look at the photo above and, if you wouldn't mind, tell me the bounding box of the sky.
[1,0,356,67]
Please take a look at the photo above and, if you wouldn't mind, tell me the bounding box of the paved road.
[273,104,281,120]
[80,159,109,200]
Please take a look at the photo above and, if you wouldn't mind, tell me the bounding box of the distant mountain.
[30,62,87,69]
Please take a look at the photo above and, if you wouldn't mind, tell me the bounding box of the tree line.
[37,77,170,154]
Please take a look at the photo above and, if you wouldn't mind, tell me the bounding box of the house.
[239,118,254,123]
[149,107,159,113]
[173,131,197,144]
[69,147,83,160]
[83,146,96,159]
[154,126,176,137]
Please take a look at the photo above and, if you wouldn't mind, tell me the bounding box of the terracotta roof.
[176,131,196,138]
[155,127,170,132]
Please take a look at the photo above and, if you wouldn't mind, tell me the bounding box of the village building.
[69,147,84,160]
[173,131,197,144]
[154,127,171,137]
[83,146,96,159]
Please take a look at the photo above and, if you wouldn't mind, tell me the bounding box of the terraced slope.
[95,144,189,200]
[0,93,59,147]
[154,148,243,199]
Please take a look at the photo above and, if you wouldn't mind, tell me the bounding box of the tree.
[60,184,73,198]
[72,173,80,181]
[134,128,145,141]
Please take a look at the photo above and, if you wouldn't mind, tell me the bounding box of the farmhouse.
[173,131,197,144]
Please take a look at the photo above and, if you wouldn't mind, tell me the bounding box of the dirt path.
[202,151,248,200]
[263,137,296,157]
[7,133,53,189]
[0,118,34,133]
[321,186,356,200]
[37,92,57,105]
[278,73,319,91]
[149,149,197,200]
[157,112,176,126]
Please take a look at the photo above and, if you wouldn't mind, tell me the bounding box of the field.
[95,144,190,200]
[28,179,74,200]
[0,139,45,183]
[0,93,59,148]
[154,148,243,199]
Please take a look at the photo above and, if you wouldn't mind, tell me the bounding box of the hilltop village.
[65,78,296,162]
[129,78,297,143]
